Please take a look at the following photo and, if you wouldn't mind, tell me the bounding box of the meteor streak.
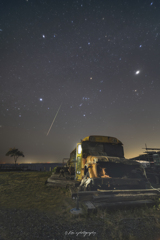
[46,104,62,136]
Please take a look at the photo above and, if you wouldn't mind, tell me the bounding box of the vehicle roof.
[82,135,123,145]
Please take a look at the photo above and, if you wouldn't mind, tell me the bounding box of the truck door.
[76,143,82,181]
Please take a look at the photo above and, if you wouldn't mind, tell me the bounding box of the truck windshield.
[82,141,124,158]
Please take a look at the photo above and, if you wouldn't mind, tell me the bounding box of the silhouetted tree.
[6,148,25,167]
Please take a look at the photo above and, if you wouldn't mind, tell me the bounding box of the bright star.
[135,70,140,75]
[39,98,43,101]
[42,35,45,38]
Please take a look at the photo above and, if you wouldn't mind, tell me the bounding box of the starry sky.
[1,0,160,164]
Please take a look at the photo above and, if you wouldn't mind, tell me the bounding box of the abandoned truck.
[51,136,152,190]
[67,135,152,191]
[47,136,160,208]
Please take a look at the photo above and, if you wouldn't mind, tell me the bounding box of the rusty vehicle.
[70,136,151,191]
[47,136,160,209]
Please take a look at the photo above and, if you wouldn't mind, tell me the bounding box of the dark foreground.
[0,207,160,240]
[0,171,160,240]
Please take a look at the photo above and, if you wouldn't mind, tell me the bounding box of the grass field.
[1,171,160,239]
[0,171,76,216]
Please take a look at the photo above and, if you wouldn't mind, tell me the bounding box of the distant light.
[150,2,153,6]
[88,42,90,45]
[19,115,21,117]
[139,45,142,48]
[42,35,45,38]
[39,98,43,101]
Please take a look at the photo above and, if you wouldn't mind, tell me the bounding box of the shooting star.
[46,104,62,136]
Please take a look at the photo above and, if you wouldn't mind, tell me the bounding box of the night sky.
[1,0,160,164]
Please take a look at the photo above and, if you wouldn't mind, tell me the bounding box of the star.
[42,35,45,38]
[39,98,43,101]
[135,70,140,75]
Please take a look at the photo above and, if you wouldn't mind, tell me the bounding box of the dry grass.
[0,171,75,216]
[1,172,160,239]
[1,172,160,226]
